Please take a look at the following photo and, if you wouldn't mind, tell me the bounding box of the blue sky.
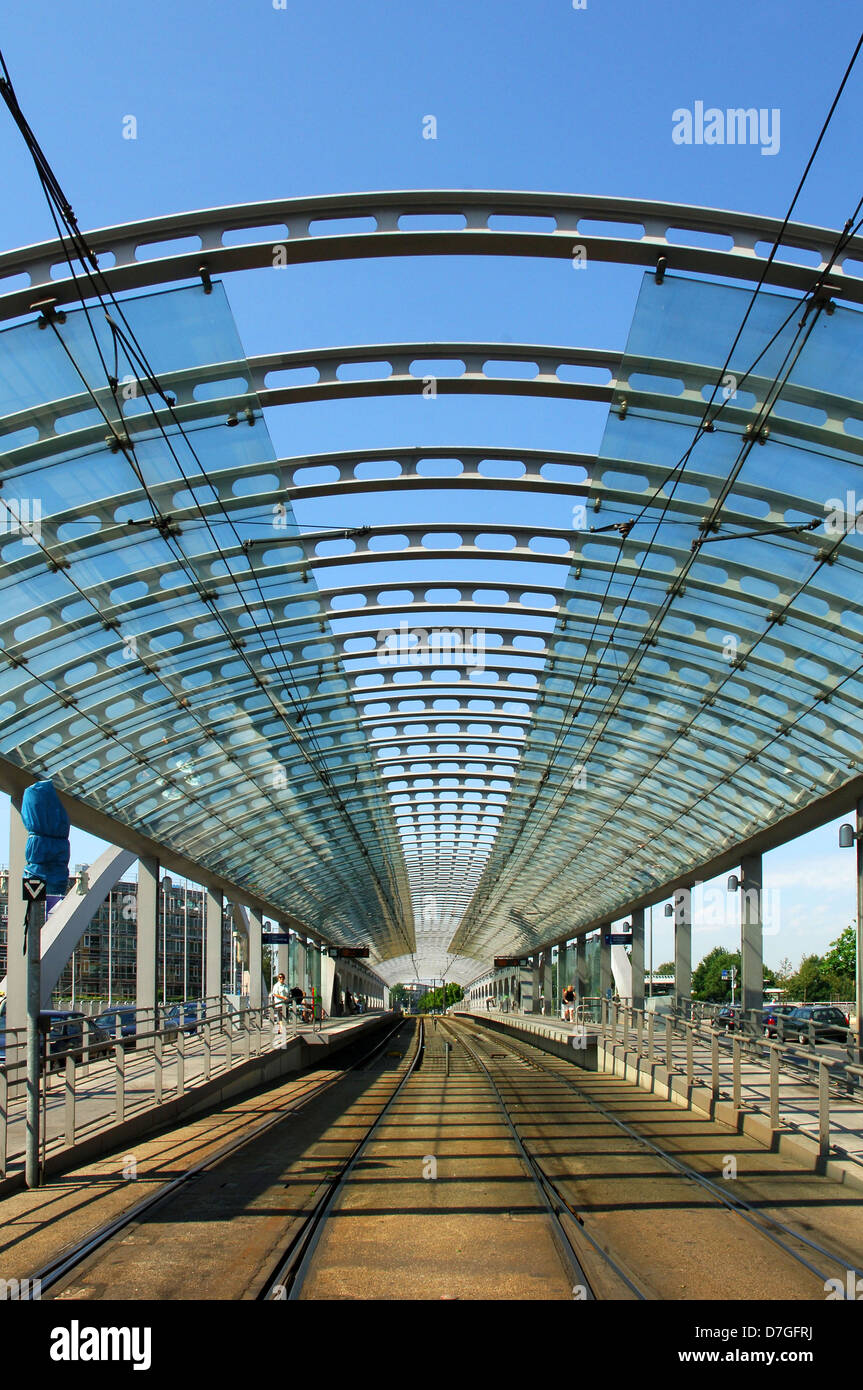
[1,0,861,973]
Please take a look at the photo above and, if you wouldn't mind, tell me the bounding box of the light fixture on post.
[727,874,740,893]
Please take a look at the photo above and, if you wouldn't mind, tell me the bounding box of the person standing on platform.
[562,983,576,1023]
[272,974,290,1035]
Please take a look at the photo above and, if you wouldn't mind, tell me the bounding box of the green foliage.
[821,924,856,997]
[786,954,833,1002]
[417,982,463,1013]
[389,983,410,1009]
[654,961,675,975]
[692,947,740,1002]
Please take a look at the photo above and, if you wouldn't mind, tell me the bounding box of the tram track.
[448,1015,863,1300]
[24,1015,410,1300]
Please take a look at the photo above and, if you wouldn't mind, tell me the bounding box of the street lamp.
[838,817,863,1063]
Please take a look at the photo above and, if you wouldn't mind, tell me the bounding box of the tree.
[389,983,410,1009]
[787,954,832,1002]
[417,982,463,1013]
[654,961,675,975]
[692,947,740,1003]
[822,925,856,998]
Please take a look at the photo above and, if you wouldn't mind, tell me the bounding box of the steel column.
[740,853,763,1025]
[674,887,692,1013]
[136,856,159,1020]
[206,889,223,1004]
[630,907,645,1013]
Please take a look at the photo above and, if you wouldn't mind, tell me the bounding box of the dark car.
[761,1004,797,1038]
[91,1006,140,1050]
[163,1001,206,1035]
[713,1006,743,1031]
[0,1010,99,1071]
[786,1005,851,1046]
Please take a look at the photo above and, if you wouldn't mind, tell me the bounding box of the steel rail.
[24,1015,406,1299]
[437,1018,646,1300]
[259,1016,426,1300]
[454,1017,863,1298]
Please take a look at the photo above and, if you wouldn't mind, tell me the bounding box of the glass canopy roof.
[2,261,862,984]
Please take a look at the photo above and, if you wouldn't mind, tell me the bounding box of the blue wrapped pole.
[21,781,70,1188]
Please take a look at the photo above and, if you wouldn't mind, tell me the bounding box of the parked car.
[785,1005,851,1046]
[0,1010,102,1071]
[163,1001,206,1035]
[91,1006,141,1050]
[713,1006,742,1031]
[761,1004,797,1038]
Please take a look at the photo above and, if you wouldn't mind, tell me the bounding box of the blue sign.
[604,933,632,945]
[264,932,291,944]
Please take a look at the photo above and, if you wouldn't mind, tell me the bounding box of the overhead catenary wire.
[457,31,863,946]
[0,50,414,955]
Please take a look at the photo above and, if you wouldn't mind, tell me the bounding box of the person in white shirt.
[272,973,290,1035]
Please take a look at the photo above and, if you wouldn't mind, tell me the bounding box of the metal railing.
[0,996,379,1179]
[596,1000,863,1161]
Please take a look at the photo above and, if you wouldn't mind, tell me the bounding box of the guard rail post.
[732,1036,741,1111]
[769,1044,780,1130]
[622,1005,629,1052]
[226,1014,234,1072]
[636,1007,644,1060]
[115,1042,125,1123]
[711,1030,719,1107]
[203,1020,212,1081]
[64,1053,76,1148]
[818,1060,830,1157]
[177,1025,185,1098]
[154,1029,163,1106]
[685,1020,694,1081]
[647,1012,655,1068]
[664,1015,674,1071]
[0,1068,7,1177]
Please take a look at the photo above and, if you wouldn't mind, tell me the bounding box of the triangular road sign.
[22,877,46,902]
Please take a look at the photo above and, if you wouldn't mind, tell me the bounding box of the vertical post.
[599,925,612,1004]
[630,907,645,1013]
[711,1030,719,1105]
[115,1043,125,1123]
[856,799,863,1065]
[647,1011,655,1067]
[575,936,588,1004]
[0,1067,7,1178]
[247,907,263,1010]
[664,1014,673,1071]
[769,1045,780,1130]
[7,796,28,1045]
[206,889,223,1012]
[740,852,763,1031]
[203,1020,211,1080]
[674,886,692,1015]
[732,1036,741,1111]
[177,1026,185,1097]
[685,1022,693,1081]
[136,856,159,1023]
[25,894,45,1188]
[818,1060,830,1157]
[64,1053,76,1148]
[154,1029,163,1106]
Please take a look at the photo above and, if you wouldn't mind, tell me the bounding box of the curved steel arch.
[2,190,863,325]
[4,192,863,982]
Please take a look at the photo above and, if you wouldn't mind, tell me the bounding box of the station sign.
[337,946,370,959]
[263,932,292,944]
[603,933,632,945]
[494,956,526,968]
